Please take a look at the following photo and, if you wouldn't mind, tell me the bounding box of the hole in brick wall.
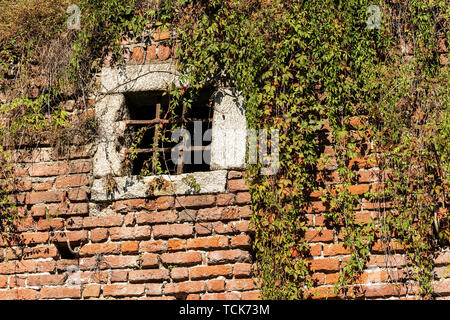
[123,86,215,175]
[55,242,78,260]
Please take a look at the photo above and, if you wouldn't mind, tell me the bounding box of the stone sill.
[91,170,228,201]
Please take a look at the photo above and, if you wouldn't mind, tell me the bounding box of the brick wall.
[0,29,448,300]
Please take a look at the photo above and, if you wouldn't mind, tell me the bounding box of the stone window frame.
[91,62,247,201]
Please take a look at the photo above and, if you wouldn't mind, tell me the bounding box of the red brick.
[0,276,8,288]
[69,161,91,174]
[23,246,58,259]
[129,269,169,283]
[90,228,108,242]
[234,220,251,233]
[309,258,340,272]
[131,47,145,63]
[79,243,120,257]
[27,274,66,286]
[40,287,81,299]
[241,290,261,300]
[310,244,322,256]
[83,284,100,298]
[141,253,159,268]
[110,270,128,282]
[83,215,123,228]
[239,206,252,218]
[207,279,225,292]
[228,179,249,192]
[50,230,88,243]
[145,45,157,62]
[109,226,151,240]
[234,263,252,278]
[153,224,193,238]
[12,179,32,192]
[171,267,189,281]
[20,232,49,245]
[114,199,153,211]
[156,196,174,210]
[349,184,370,195]
[207,249,251,265]
[103,284,145,297]
[201,292,240,300]
[190,265,233,280]
[161,252,202,266]
[17,289,40,300]
[230,235,251,248]
[9,275,26,288]
[32,181,53,191]
[145,283,163,296]
[68,189,88,201]
[305,201,327,213]
[305,229,333,243]
[36,260,56,273]
[55,174,89,188]
[36,218,64,231]
[27,191,64,204]
[121,241,139,254]
[217,194,235,206]
[323,243,350,256]
[363,284,407,298]
[139,240,167,253]
[168,238,186,251]
[434,278,450,295]
[29,163,68,177]
[195,222,213,235]
[176,195,215,208]
[228,171,243,179]
[236,192,251,204]
[187,236,229,250]
[158,45,171,60]
[226,279,256,291]
[164,281,206,295]
[136,210,177,225]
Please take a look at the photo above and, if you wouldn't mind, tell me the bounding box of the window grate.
[123,89,214,175]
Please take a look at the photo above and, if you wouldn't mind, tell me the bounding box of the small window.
[123,87,215,175]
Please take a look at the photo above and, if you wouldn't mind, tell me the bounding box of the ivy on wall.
[0,0,448,299]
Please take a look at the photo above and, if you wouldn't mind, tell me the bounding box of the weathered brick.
[153,224,193,238]
[241,290,261,300]
[27,274,66,286]
[27,191,64,204]
[160,252,202,266]
[50,230,88,243]
[20,232,49,245]
[109,226,151,240]
[83,215,123,228]
[110,270,128,282]
[230,235,251,248]
[32,181,53,191]
[190,265,233,280]
[201,292,240,300]
[90,228,109,242]
[207,279,225,292]
[29,163,68,177]
[79,243,120,257]
[83,284,101,298]
[176,195,215,208]
[216,194,235,206]
[305,229,334,243]
[323,243,350,256]
[40,287,81,299]
[145,283,163,296]
[225,279,256,291]
[168,238,186,251]
[228,179,249,192]
[121,241,139,254]
[208,249,252,265]
[309,258,340,272]
[68,189,88,201]
[236,192,251,204]
[36,218,64,231]
[234,263,252,278]
[136,210,177,225]
[158,45,171,60]
[129,269,170,283]
[69,161,91,174]
[156,196,174,210]
[55,174,89,189]
[139,240,167,253]
[187,236,229,250]
[141,253,159,268]
[23,246,58,260]
[171,267,189,281]
[103,284,145,297]
[164,281,206,295]
[0,276,8,288]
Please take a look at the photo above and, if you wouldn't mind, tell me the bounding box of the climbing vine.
[0,0,448,299]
